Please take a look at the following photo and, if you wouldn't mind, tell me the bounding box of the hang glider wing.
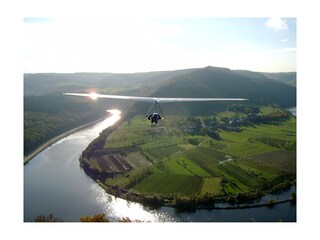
[63,92,157,102]
[153,97,248,102]
[63,93,248,102]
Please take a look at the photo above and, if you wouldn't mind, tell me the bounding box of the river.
[24,109,296,222]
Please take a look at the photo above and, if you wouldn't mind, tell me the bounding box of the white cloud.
[265,18,288,31]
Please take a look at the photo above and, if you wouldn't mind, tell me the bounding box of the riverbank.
[94,178,296,211]
[24,115,111,165]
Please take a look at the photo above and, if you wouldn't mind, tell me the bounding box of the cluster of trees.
[249,111,291,125]
[268,174,296,193]
[256,172,296,193]
[33,213,135,222]
[139,193,163,206]
[227,104,260,114]
[224,190,263,204]
[33,213,63,222]
[80,214,110,222]
[171,190,263,208]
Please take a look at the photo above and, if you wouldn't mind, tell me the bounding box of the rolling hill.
[129,66,296,116]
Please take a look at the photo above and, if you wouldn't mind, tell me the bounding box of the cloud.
[265,18,288,31]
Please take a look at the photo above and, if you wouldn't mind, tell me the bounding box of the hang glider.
[64,92,248,124]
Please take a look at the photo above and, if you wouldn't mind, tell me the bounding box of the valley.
[24,66,296,156]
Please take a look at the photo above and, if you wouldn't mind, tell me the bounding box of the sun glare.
[89,92,98,100]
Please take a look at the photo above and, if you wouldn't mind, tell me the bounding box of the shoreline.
[23,115,110,165]
[95,179,296,211]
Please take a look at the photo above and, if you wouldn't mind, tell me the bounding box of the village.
[176,107,291,139]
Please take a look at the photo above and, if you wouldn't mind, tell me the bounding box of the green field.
[100,107,296,202]
[200,178,222,195]
[133,173,202,195]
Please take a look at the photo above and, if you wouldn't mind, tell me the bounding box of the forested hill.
[151,66,296,107]
[123,66,296,116]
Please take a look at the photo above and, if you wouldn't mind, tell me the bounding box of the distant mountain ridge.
[24,69,196,96]
[24,66,296,110]
[261,72,296,87]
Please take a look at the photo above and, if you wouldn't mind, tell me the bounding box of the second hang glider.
[64,92,248,124]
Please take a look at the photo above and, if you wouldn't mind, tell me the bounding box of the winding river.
[24,109,296,222]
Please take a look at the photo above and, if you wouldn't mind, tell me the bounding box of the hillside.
[154,67,295,105]
[262,72,296,87]
[132,67,296,116]
[24,94,114,156]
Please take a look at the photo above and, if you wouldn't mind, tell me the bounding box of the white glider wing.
[152,97,248,102]
[64,92,157,102]
[63,93,248,102]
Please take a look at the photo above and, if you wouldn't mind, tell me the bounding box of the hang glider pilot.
[148,113,162,124]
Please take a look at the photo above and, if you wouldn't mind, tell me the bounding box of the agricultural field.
[133,173,202,195]
[95,106,296,203]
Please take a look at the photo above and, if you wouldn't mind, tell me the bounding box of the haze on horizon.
[24,18,296,74]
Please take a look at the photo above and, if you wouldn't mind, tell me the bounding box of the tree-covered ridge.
[24,95,109,156]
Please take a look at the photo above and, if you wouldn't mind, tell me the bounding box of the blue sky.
[24,18,296,73]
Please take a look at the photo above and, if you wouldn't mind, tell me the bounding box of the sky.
[24,17,296,73]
